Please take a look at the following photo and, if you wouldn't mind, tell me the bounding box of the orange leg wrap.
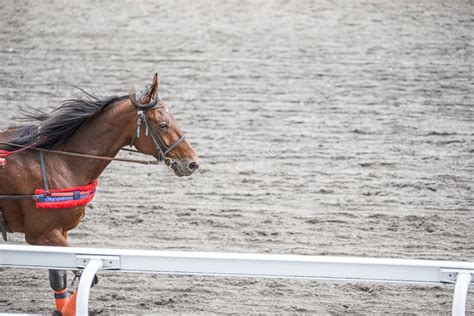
[53,289,69,311]
[61,290,77,316]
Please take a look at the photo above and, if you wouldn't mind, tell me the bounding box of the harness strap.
[129,111,142,147]
[0,194,35,200]
[0,207,8,241]
[38,151,49,192]
[164,135,186,155]
[142,114,166,160]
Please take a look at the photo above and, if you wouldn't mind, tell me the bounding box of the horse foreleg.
[49,270,68,291]
[52,231,78,316]
[26,229,76,315]
[50,270,69,313]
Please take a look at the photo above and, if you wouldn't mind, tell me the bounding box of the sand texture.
[0,0,473,314]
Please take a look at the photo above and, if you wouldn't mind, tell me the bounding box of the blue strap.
[73,190,80,200]
[54,291,68,299]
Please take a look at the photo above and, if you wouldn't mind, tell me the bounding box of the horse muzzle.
[165,158,199,177]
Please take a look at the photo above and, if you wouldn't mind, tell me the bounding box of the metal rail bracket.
[440,268,474,284]
[75,255,120,270]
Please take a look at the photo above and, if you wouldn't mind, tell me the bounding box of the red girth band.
[34,180,98,209]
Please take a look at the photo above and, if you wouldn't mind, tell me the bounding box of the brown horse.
[0,74,199,315]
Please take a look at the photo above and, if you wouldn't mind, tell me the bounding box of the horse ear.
[146,73,159,102]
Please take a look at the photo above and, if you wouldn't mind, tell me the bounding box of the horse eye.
[159,122,168,129]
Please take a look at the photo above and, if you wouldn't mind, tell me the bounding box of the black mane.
[4,90,128,150]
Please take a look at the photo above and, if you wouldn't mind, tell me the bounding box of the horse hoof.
[52,310,62,316]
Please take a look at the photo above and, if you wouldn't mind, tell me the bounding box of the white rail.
[0,245,472,315]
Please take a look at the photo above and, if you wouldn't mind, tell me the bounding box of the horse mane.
[4,90,128,150]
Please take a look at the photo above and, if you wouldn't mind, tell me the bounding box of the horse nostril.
[188,161,199,172]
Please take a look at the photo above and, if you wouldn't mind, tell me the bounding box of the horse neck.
[57,98,136,183]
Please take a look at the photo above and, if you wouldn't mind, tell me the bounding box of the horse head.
[129,74,199,177]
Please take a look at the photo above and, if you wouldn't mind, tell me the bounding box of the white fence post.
[76,258,103,316]
[452,272,472,316]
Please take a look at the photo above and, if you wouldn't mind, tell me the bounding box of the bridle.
[128,86,186,165]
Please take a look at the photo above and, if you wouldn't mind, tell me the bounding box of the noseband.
[129,87,185,163]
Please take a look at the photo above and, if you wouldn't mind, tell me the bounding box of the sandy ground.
[0,0,473,314]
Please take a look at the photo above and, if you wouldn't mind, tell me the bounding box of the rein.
[0,143,158,201]
[0,142,159,165]
[0,138,45,158]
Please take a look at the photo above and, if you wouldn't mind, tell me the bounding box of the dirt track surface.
[0,0,473,314]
